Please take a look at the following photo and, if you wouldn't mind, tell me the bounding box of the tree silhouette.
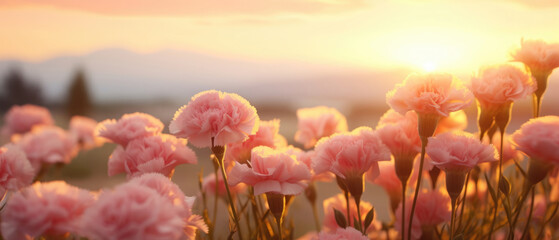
[0,68,44,111]
[66,68,92,117]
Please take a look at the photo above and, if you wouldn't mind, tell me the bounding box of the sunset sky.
[2,0,559,73]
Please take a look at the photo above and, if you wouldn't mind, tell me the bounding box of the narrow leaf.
[499,175,511,196]
[333,208,347,228]
[484,173,497,202]
[364,207,375,230]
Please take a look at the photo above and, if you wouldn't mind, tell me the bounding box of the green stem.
[354,197,364,235]
[401,183,407,240]
[311,202,321,233]
[344,190,351,225]
[510,184,532,238]
[212,166,219,234]
[407,140,427,240]
[520,188,535,239]
[450,198,457,240]
[276,216,283,240]
[457,172,470,231]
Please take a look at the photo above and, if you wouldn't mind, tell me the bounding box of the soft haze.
[1,0,559,105]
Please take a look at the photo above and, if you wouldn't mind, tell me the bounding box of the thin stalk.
[511,185,532,229]
[212,167,219,232]
[450,198,457,240]
[218,161,243,239]
[520,188,535,239]
[354,197,364,235]
[311,202,321,233]
[276,216,283,240]
[488,124,507,239]
[401,183,407,240]
[344,190,351,225]
[457,172,470,231]
[407,140,427,240]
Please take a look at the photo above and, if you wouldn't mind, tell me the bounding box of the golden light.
[422,62,437,72]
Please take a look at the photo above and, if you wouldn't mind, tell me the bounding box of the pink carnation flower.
[281,146,333,182]
[395,189,451,240]
[435,110,468,135]
[81,180,185,240]
[70,116,105,150]
[15,126,78,173]
[511,116,559,166]
[97,112,164,146]
[511,39,559,73]
[313,127,391,179]
[470,63,535,107]
[228,146,311,195]
[376,110,421,161]
[294,106,348,149]
[108,134,197,178]
[313,227,368,240]
[427,131,497,173]
[169,90,259,148]
[0,144,34,196]
[129,173,208,239]
[386,72,473,117]
[1,181,96,239]
[1,104,54,138]
[226,119,286,164]
[322,194,378,234]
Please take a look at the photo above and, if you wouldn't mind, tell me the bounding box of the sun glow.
[422,62,437,72]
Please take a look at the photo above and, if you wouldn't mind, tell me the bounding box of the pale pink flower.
[470,63,535,107]
[226,119,286,164]
[15,126,78,173]
[313,127,391,179]
[322,194,378,234]
[511,116,559,166]
[1,181,96,240]
[294,106,348,149]
[387,72,473,117]
[108,134,197,178]
[96,112,164,146]
[511,39,559,73]
[282,146,334,182]
[395,189,451,240]
[70,116,105,150]
[427,131,498,173]
[313,227,368,240]
[1,104,54,138]
[129,173,208,238]
[376,110,421,163]
[0,144,34,196]
[228,146,311,195]
[202,173,246,198]
[169,90,259,148]
[81,180,185,240]
[435,110,468,135]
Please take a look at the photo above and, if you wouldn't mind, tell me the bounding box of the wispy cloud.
[0,0,369,16]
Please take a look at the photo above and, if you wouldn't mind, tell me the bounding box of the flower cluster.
[1,38,559,240]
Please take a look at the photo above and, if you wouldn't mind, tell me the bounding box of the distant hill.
[0,48,411,108]
[1,48,558,113]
